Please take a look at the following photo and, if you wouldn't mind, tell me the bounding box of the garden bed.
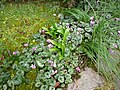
[0,0,120,90]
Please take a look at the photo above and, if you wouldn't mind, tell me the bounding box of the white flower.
[53,14,56,16]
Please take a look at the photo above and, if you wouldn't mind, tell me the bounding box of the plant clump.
[0,15,94,89]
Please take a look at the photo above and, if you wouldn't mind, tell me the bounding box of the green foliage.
[1,0,120,90]
[83,18,120,82]
[43,23,70,59]
[43,17,93,59]
[64,8,90,22]
[0,15,93,89]
[0,0,61,55]
[0,26,83,89]
[68,0,120,86]
[64,1,120,88]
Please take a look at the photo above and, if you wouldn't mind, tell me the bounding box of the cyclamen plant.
[0,16,94,90]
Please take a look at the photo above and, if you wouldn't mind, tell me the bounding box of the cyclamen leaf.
[45,72,51,78]
[35,82,41,87]
[3,84,7,90]
[7,80,14,87]
[56,88,62,90]
[36,60,44,68]
[65,74,71,79]
[61,84,65,87]
[48,79,56,86]
[12,75,22,85]
[49,86,55,90]
[40,85,48,90]
[58,76,64,83]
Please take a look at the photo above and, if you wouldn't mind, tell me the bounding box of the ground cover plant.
[0,0,120,90]
[0,15,93,89]
[65,0,120,89]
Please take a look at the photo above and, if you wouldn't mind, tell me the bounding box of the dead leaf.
[54,82,60,88]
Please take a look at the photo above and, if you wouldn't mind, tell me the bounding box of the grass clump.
[64,0,120,89]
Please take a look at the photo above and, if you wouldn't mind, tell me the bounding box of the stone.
[67,67,105,90]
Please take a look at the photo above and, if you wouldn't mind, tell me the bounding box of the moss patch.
[0,1,62,54]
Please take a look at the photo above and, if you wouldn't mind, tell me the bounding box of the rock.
[67,67,105,90]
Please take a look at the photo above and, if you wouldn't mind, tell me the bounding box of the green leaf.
[65,74,71,79]
[65,10,79,20]
[40,85,48,90]
[36,60,44,68]
[65,9,90,22]
[3,84,7,90]
[68,68,74,74]
[57,28,64,35]
[49,86,55,90]
[45,72,51,78]
[63,29,69,43]
[61,43,65,56]
[49,47,60,52]
[42,27,48,31]
[48,79,56,86]
[50,40,58,46]
[12,75,22,85]
[35,82,41,87]
[56,88,62,90]
[45,32,54,38]
[58,52,63,60]
[58,76,64,83]
[53,23,58,29]
[61,83,65,87]
[73,9,90,22]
